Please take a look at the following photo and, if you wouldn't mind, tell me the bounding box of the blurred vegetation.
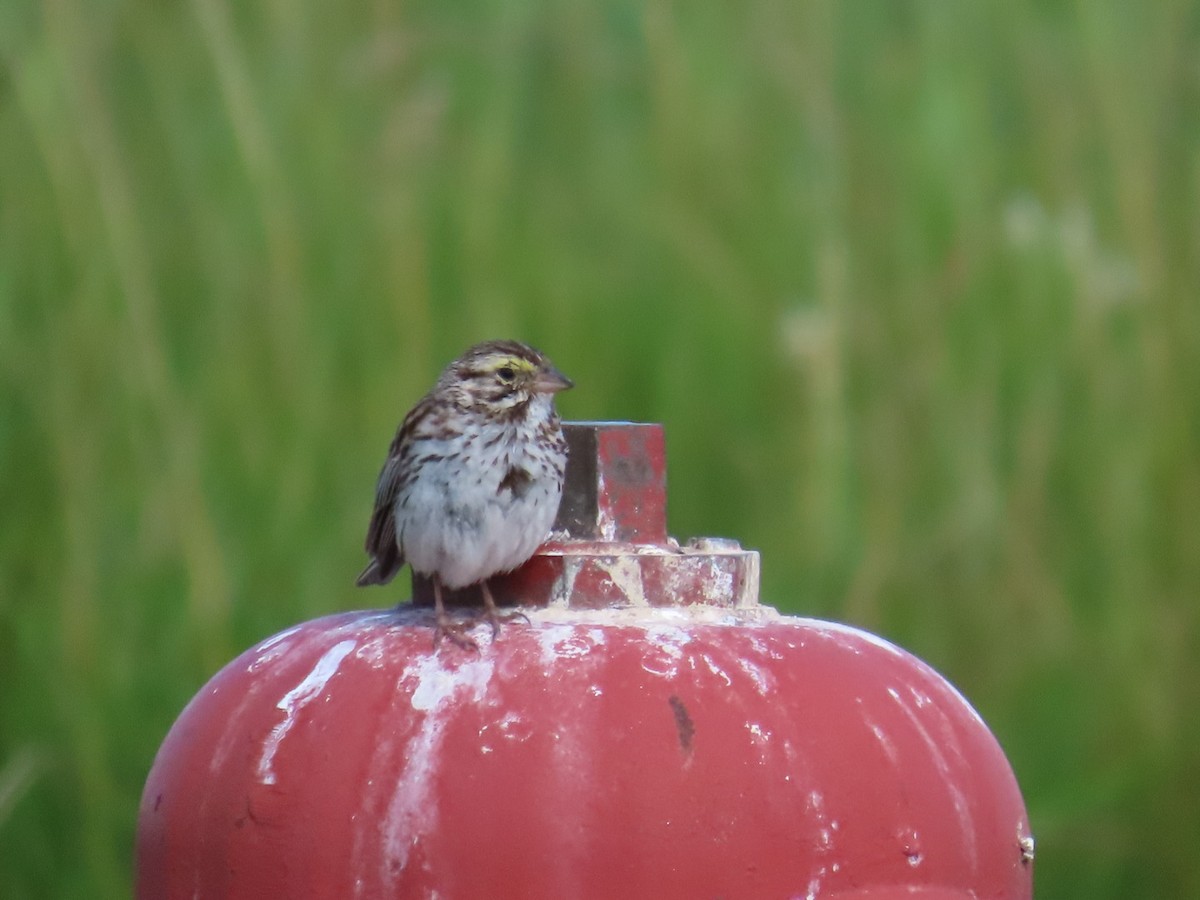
[1,0,1198,896]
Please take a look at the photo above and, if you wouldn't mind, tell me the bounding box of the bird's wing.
[356,397,429,586]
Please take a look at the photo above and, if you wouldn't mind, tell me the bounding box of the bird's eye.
[497,365,516,383]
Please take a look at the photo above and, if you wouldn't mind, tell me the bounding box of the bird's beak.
[533,366,574,394]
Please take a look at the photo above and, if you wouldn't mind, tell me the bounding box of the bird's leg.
[479,581,530,637]
[432,575,479,651]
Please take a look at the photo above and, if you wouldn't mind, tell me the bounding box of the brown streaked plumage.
[357,340,572,647]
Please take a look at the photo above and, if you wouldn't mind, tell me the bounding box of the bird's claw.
[483,608,531,638]
[431,608,529,647]
[433,615,481,652]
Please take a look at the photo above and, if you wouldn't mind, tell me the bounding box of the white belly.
[392,419,562,588]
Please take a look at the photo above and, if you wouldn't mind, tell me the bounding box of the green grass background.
[2,0,1198,895]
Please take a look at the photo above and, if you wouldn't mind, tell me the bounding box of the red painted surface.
[137,609,1033,899]
[591,422,667,542]
[137,422,1033,898]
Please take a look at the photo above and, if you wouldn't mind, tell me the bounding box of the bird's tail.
[355,557,400,587]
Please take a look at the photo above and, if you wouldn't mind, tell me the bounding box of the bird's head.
[441,340,573,415]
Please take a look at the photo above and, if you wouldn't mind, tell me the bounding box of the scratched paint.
[382,653,497,882]
[867,720,901,767]
[639,626,693,678]
[548,555,582,607]
[254,623,303,653]
[802,789,835,899]
[257,638,357,785]
[731,652,777,696]
[247,624,304,672]
[494,540,758,610]
[141,607,1032,898]
[593,469,616,540]
[886,682,980,870]
[528,604,776,628]
[593,556,648,606]
[745,721,772,764]
[698,652,733,686]
[478,711,534,755]
[535,623,606,665]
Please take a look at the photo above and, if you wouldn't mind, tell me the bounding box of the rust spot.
[668,695,695,752]
[1019,834,1036,865]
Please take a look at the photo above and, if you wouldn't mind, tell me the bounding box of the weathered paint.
[418,540,760,611]
[138,422,1032,899]
[137,607,1033,899]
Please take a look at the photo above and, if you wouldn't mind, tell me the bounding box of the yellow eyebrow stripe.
[487,357,535,374]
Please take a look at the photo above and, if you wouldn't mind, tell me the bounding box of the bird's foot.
[481,606,531,638]
[477,581,530,638]
[433,613,481,652]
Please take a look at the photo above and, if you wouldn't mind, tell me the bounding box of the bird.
[356,340,573,646]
